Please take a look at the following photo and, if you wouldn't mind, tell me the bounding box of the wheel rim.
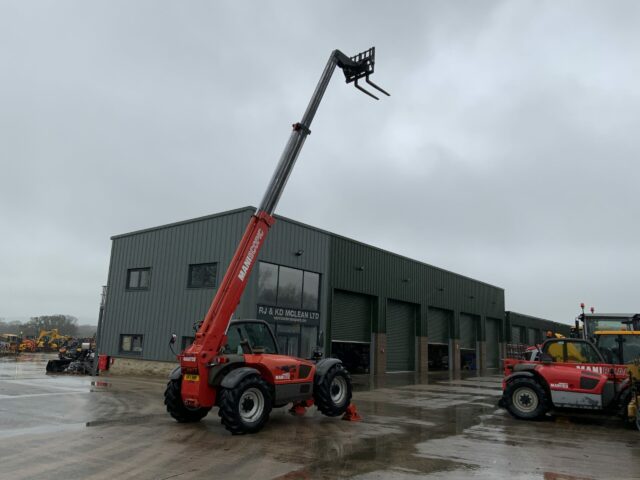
[239,387,264,423]
[512,386,539,413]
[330,375,348,406]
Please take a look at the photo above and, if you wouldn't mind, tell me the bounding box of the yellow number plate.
[184,374,199,382]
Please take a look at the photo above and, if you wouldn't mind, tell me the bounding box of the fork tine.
[354,79,379,100]
[366,76,390,97]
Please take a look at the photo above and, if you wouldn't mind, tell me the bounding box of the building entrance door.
[276,323,300,357]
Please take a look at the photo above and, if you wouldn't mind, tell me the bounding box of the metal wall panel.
[486,317,500,368]
[511,326,522,344]
[331,290,372,343]
[386,299,416,371]
[460,313,478,350]
[427,307,451,344]
[527,328,537,346]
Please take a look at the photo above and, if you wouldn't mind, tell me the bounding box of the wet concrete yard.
[1,354,638,479]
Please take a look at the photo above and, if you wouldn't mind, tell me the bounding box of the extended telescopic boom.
[179,48,388,408]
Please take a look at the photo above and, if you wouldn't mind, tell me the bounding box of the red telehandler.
[164,48,389,434]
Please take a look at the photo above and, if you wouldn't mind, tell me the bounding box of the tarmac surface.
[1,353,639,480]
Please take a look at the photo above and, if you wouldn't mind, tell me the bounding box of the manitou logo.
[577,365,627,376]
[238,229,265,281]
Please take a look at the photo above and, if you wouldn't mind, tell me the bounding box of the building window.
[302,271,320,310]
[188,263,217,288]
[127,268,151,290]
[120,334,143,354]
[257,262,278,305]
[257,262,320,310]
[181,336,195,350]
[277,266,304,308]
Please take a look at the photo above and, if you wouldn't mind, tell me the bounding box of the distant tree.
[0,320,23,335]
[76,324,97,338]
[25,315,79,336]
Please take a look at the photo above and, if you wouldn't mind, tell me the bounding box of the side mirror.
[312,331,325,361]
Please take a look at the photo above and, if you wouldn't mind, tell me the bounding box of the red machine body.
[179,211,275,408]
[164,48,389,434]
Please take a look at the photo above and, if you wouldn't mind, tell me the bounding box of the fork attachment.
[335,47,390,100]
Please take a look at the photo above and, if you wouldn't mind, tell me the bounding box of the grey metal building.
[506,311,571,345]
[98,206,512,375]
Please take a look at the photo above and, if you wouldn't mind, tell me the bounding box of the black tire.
[314,364,352,417]
[218,375,272,435]
[503,377,549,420]
[164,378,211,423]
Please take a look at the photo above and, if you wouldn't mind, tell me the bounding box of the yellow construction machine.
[592,330,640,429]
[35,329,69,351]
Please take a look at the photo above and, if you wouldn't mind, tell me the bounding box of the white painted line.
[0,391,89,400]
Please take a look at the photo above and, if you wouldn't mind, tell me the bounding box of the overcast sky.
[1,1,639,325]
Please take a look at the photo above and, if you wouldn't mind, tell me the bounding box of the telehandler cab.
[164,48,389,434]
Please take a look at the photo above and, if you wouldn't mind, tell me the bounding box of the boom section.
[183,48,389,365]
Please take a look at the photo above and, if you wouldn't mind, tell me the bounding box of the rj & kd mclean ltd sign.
[257,305,320,325]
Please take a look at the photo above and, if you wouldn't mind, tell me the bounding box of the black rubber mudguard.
[219,367,260,389]
[315,358,342,378]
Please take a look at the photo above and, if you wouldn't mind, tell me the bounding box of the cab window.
[566,342,601,363]
[223,322,278,355]
[544,340,602,363]
[597,335,640,364]
[546,342,564,362]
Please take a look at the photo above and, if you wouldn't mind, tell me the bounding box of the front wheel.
[503,378,549,420]
[218,375,272,435]
[314,364,353,417]
[164,378,211,423]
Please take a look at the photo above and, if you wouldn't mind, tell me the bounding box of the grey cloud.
[1,1,638,323]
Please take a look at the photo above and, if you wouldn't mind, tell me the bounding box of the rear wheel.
[503,378,549,420]
[314,364,352,417]
[164,378,211,423]
[218,375,272,435]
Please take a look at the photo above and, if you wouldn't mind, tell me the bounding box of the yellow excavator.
[19,329,71,352]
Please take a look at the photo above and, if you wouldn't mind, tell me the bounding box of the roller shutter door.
[486,317,501,368]
[386,300,416,371]
[331,290,371,343]
[460,313,478,350]
[511,326,522,344]
[428,307,451,344]
[527,328,537,346]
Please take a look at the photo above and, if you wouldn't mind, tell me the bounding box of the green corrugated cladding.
[505,311,572,343]
[328,235,505,342]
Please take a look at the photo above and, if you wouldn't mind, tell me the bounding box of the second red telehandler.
[500,337,638,429]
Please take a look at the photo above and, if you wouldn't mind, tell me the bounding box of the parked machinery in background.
[46,339,96,374]
[0,334,20,355]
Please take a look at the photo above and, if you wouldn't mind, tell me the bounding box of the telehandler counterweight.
[165,48,388,434]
